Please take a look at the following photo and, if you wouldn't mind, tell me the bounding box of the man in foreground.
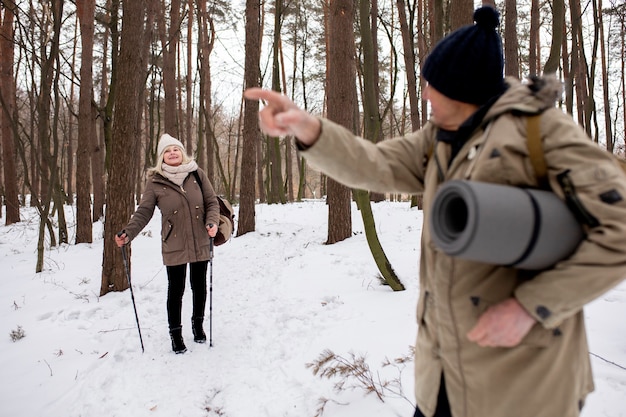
[245,6,626,417]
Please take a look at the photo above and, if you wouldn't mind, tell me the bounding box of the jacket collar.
[445,75,562,177]
[436,93,500,165]
[151,172,192,192]
[483,74,562,124]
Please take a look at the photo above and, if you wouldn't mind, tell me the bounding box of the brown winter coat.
[123,168,220,266]
[300,76,626,417]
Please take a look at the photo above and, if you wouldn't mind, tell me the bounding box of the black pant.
[166,261,208,330]
[413,374,452,417]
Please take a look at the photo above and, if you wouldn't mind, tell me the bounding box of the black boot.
[192,317,206,343]
[169,327,187,354]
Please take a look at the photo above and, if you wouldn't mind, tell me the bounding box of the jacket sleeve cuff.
[295,117,324,151]
[515,286,564,329]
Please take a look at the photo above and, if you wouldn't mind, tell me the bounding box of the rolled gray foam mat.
[429,180,584,270]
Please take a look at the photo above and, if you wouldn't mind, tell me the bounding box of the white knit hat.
[157,133,185,156]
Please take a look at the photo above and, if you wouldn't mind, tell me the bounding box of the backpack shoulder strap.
[192,170,202,187]
[192,169,234,219]
[526,114,549,189]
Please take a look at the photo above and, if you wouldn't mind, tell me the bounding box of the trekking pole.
[118,232,145,353]
[208,225,215,347]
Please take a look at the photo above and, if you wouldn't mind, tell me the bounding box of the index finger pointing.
[243,88,282,103]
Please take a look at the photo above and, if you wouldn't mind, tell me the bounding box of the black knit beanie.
[422,6,504,105]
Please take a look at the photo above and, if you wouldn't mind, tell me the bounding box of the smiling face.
[162,145,183,167]
[424,83,479,131]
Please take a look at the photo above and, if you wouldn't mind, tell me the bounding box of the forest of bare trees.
[1,0,626,291]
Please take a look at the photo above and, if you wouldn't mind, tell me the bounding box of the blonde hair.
[147,146,194,177]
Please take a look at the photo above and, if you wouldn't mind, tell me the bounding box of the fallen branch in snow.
[306,347,415,415]
[41,359,53,376]
[312,397,348,417]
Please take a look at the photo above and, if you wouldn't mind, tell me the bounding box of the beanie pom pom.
[473,6,499,30]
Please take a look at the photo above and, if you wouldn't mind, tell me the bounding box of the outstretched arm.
[243,88,321,146]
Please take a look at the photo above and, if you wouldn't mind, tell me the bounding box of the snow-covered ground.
[1,201,624,416]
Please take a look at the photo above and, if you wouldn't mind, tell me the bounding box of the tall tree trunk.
[256,126,265,203]
[185,0,193,152]
[76,0,96,244]
[396,0,420,130]
[569,0,589,130]
[239,0,262,236]
[66,19,77,206]
[504,0,519,77]
[529,0,540,76]
[285,133,294,202]
[92,0,110,223]
[267,0,286,204]
[35,0,63,272]
[91,105,105,221]
[52,53,68,245]
[431,0,444,43]
[231,102,243,200]
[449,0,473,29]
[198,1,215,180]
[417,0,428,129]
[0,2,20,225]
[284,29,295,202]
[585,0,600,139]
[294,1,313,201]
[101,0,148,295]
[355,0,404,291]
[412,0,428,209]
[26,3,41,207]
[159,0,180,137]
[544,0,564,74]
[563,14,573,114]
[325,0,353,245]
[621,11,626,154]
[103,0,120,173]
[574,0,588,126]
[598,0,612,151]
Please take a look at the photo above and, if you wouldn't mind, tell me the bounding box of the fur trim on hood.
[486,74,565,121]
[526,73,563,107]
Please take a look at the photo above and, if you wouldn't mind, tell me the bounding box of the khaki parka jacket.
[300,76,626,417]
[123,168,220,266]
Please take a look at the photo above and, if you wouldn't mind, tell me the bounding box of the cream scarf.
[161,161,199,187]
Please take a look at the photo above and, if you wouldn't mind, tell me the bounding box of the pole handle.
[208,224,215,259]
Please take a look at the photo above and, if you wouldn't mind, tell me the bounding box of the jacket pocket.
[521,321,556,348]
[161,210,185,254]
[162,221,173,242]
[470,296,554,348]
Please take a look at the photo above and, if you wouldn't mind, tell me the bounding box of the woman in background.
[115,133,220,354]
